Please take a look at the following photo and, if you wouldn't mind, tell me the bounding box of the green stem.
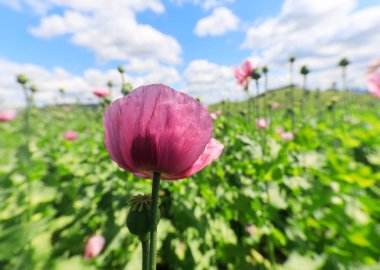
[149,172,161,270]
[300,75,307,126]
[21,85,32,222]
[247,90,251,123]
[141,238,149,270]
[264,74,268,118]
[255,79,260,119]
[341,67,352,120]
[289,63,296,131]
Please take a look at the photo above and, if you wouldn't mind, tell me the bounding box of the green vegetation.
[0,88,379,270]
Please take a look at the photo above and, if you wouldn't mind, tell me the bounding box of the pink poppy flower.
[256,118,270,129]
[84,235,105,260]
[103,84,224,180]
[93,88,110,98]
[275,127,284,135]
[245,224,258,235]
[233,60,253,87]
[367,71,380,99]
[210,109,222,120]
[281,132,294,141]
[63,131,79,141]
[0,110,17,122]
[271,102,280,110]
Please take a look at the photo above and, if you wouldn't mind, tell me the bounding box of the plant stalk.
[141,237,149,270]
[149,172,161,270]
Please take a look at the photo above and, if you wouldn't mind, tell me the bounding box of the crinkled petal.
[103,98,136,172]
[165,138,224,180]
[241,60,253,77]
[233,67,244,81]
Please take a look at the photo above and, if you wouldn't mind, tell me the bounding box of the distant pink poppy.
[275,127,284,135]
[63,131,79,141]
[0,110,17,122]
[233,60,253,87]
[245,224,257,235]
[93,88,110,98]
[367,71,380,99]
[256,118,270,129]
[281,132,294,141]
[271,102,280,110]
[210,109,222,120]
[103,84,224,180]
[84,235,105,260]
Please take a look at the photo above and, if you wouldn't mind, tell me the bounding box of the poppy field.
[0,62,380,270]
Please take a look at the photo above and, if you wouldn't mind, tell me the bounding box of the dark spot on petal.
[131,134,159,171]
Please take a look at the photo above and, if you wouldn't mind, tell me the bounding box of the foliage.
[0,89,379,270]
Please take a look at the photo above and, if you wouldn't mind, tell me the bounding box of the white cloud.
[181,59,245,104]
[3,0,165,14]
[170,0,234,10]
[241,0,380,89]
[0,59,181,108]
[194,7,239,37]
[5,0,181,64]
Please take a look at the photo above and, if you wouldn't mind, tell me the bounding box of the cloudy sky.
[0,0,379,107]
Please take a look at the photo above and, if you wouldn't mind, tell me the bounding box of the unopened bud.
[300,65,309,76]
[17,74,28,85]
[30,85,37,93]
[289,56,296,63]
[338,58,350,67]
[122,83,133,96]
[118,65,125,74]
[251,69,261,80]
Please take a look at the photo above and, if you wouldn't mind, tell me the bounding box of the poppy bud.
[17,74,28,85]
[300,65,309,76]
[30,85,38,93]
[251,69,261,80]
[338,57,350,67]
[286,108,294,115]
[289,56,296,63]
[101,97,112,106]
[121,83,133,96]
[118,65,125,74]
[126,194,160,240]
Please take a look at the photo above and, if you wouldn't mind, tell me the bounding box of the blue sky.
[0,0,282,72]
[0,0,379,107]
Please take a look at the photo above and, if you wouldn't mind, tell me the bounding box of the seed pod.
[126,194,160,240]
[121,83,133,96]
